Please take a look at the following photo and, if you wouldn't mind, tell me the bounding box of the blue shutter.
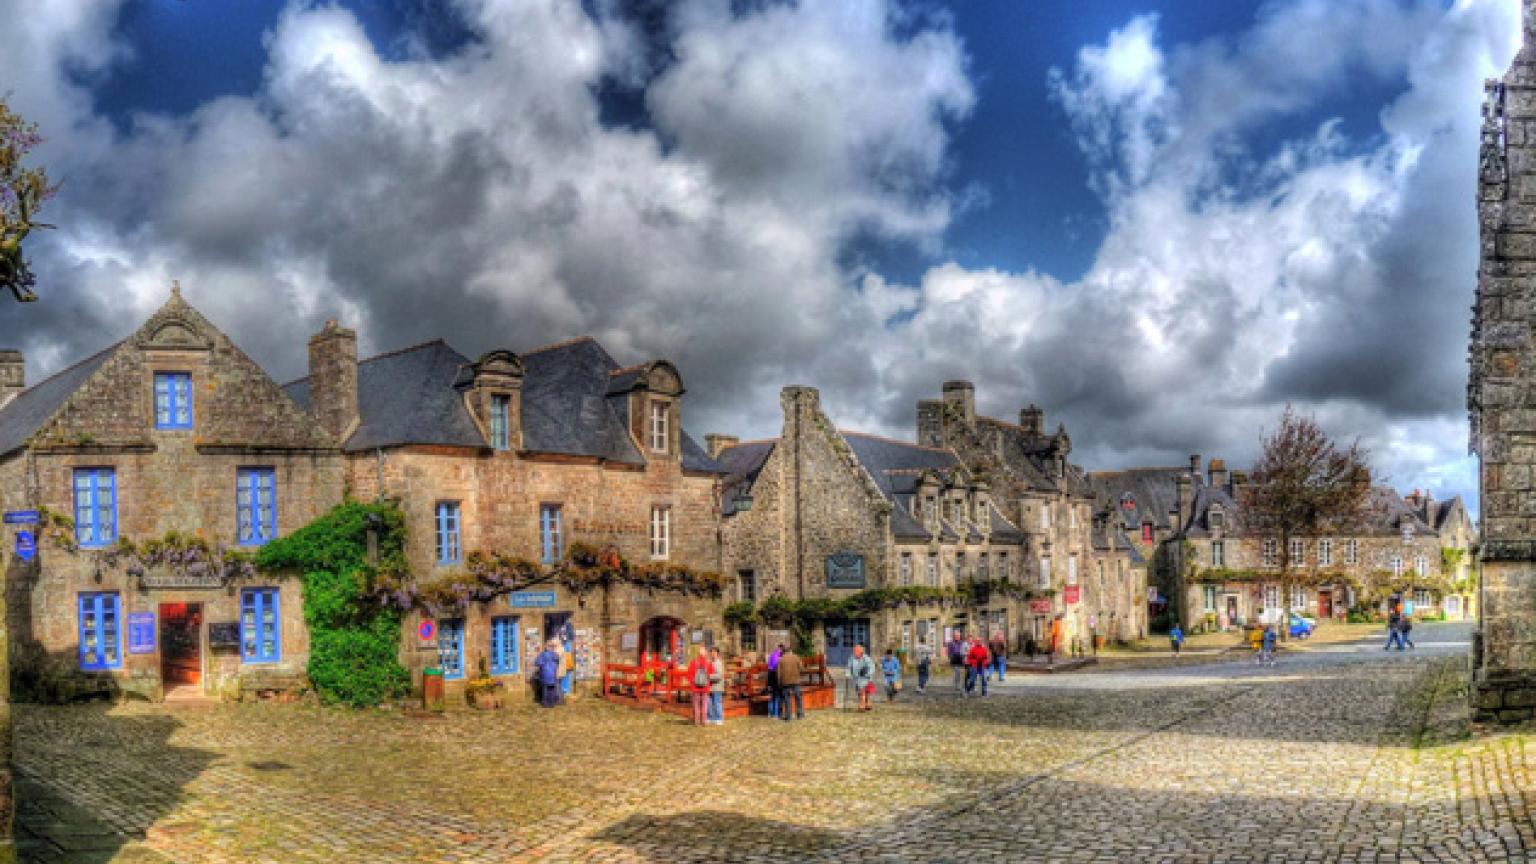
[490,616,520,675]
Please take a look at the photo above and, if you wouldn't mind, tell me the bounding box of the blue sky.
[0,0,1524,514]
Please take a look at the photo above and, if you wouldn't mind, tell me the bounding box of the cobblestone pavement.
[15,623,1535,863]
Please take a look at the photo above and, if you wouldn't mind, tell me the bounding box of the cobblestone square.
[15,624,1534,863]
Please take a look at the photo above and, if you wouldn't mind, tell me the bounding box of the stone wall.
[346,445,724,697]
[1470,4,1536,722]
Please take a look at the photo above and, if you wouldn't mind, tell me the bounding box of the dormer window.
[649,401,668,453]
[1401,522,1414,544]
[154,372,193,429]
[490,394,511,451]
[923,495,937,527]
[1208,506,1224,530]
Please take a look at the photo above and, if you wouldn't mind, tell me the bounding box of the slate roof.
[1089,467,1190,532]
[841,432,1023,543]
[1181,482,1438,538]
[285,335,722,471]
[0,342,121,458]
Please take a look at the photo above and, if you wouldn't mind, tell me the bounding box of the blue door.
[823,618,870,667]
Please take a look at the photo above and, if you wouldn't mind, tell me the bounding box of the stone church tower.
[1469,0,1536,723]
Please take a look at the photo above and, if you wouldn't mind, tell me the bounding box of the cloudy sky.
[0,0,1523,514]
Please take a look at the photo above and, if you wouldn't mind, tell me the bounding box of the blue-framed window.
[490,616,520,675]
[153,372,193,429]
[540,504,562,563]
[73,468,117,548]
[435,502,461,564]
[490,394,511,451]
[240,588,280,663]
[438,618,465,679]
[236,468,277,545]
[78,592,122,670]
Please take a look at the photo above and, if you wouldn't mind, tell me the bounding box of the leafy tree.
[1,98,56,302]
[1243,406,1371,637]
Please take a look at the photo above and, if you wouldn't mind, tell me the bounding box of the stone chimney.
[1020,404,1044,435]
[1208,458,1228,489]
[705,434,739,459]
[1189,454,1202,477]
[1230,470,1249,487]
[0,350,22,410]
[1175,473,1193,531]
[916,399,945,447]
[942,380,975,425]
[307,319,358,442]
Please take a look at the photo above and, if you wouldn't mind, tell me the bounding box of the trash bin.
[423,667,445,712]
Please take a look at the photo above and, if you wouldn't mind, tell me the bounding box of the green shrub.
[257,500,411,707]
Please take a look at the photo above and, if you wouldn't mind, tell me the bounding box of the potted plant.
[465,655,503,710]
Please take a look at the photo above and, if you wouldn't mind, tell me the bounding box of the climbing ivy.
[255,500,411,708]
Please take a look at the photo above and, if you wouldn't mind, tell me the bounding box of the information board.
[208,622,242,647]
[128,612,156,654]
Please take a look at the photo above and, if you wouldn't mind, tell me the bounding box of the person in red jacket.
[685,646,712,726]
[965,637,991,697]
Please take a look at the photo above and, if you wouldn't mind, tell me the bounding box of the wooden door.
[1318,591,1333,619]
[159,602,203,686]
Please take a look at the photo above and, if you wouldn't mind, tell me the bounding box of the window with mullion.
[650,506,670,560]
[240,588,280,663]
[73,468,117,548]
[154,372,193,429]
[78,592,122,670]
[436,502,461,564]
[490,616,520,675]
[540,504,563,563]
[439,619,465,679]
[490,395,511,451]
[236,468,277,545]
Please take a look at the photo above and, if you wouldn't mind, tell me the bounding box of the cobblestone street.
[15,623,1534,863]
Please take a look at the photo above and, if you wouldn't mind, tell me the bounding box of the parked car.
[1288,613,1315,640]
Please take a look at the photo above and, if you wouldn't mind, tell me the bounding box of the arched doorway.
[639,616,687,665]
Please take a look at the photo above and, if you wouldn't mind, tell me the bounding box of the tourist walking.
[915,638,933,693]
[766,644,784,718]
[848,644,876,711]
[965,636,991,697]
[686,646,711,726]
[989,630,1008,682]
[1258,625,1277,666]
[1400,616,1415,650]
[777,649,805,721]
[947,630,968,691]
[880,649,901,701]
[534,639,563,709]
[1385,610,1404,651]
[707,647,726,725]
[1169,623,1184,657]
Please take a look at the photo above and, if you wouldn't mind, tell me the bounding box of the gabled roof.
[285,335,722,471]
[0,342,121,457]
[841,432,958,498]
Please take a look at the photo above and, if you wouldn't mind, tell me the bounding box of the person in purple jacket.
[766,643,785,718]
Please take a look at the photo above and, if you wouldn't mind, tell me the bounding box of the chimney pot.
[1189,454,1202,475]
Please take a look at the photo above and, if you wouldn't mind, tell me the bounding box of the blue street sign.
[3,510,39,525]
[509,591,557,608]
[14,530,35,562]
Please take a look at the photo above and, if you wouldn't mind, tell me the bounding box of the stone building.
[1468,0,1536,722]
[1095,458,1474,632]
[283,329,725,701]
[918,382,1148,647]
[717,384,1145,664]
[0,287,344,702]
